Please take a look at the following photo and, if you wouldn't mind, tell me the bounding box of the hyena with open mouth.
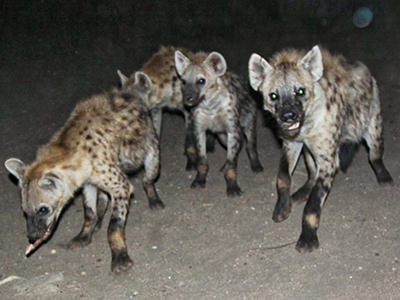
[5,72,162,273]
[175,50,263,197]
[249,45,392,252]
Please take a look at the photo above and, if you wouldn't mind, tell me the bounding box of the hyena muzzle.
[5,71,163,273]
[175,50,263,196]
[249,45,393,252]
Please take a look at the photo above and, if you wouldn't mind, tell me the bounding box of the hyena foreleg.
[94,170,134,273]
[272,141,303,222]
[295,151,337,253]
[184,112,198,171]
[221,130,243,197]
[191,129,208,188]
[68,184,101,248]
[143,142,164,209]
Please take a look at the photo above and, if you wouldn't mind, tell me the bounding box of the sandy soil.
[0,4,399,299]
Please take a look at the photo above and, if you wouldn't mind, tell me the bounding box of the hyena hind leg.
[242,123,264,173]
[68,184,101,249]
[94,190,110,230]
[143,144,164,209]
[363,116,393,184]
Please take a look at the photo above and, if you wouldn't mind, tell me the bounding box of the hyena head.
[249,45,323,139]
[117,70,152,98]
[174,50,227,108]
[5,158,73,248]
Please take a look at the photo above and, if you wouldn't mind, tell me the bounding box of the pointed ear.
[134,71,152,94]
[204,52,227,77]
[174,50,190,76]
[248,53,273,91]
[39,173,64,191]
[117,69,129,86]
[5,158,26,183]
[299,45,323,82]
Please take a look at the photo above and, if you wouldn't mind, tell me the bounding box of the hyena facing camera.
[249,45,392,252]
[5,72,162,273]
[175,50,263,197]
[118,46,213,171]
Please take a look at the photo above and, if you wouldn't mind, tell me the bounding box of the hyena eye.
[269,92,279,101]
[197,78,206,85]
[296,88,306,96]
[181,79,186,85]
[37,206,49,217]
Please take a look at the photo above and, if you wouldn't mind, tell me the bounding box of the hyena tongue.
[25,238,43,256]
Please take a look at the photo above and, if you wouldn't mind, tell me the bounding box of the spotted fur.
[249,45,393,252]
[175,50,263,197]
[118,46,209,170]
[5,72,162,273]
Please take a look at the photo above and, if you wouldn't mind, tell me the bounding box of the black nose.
[281,111,298,122]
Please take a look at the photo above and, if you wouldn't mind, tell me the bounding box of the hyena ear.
[39,173,64,191]
[174,50,190,76]
[204,52,227,77]
[134,71,152,94]
[5,158,26,184]
[299,45,323,82]
[248,53,273,91]
[117,70,129,86]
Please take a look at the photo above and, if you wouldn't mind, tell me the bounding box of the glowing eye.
[296,88,306,96]
[197,78,205,85]
[269,92,279,101]
[37,206,49,216]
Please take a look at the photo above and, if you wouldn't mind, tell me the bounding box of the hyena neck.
[301,84,328,135]
[30,144,92,195]
[202,77,229,109]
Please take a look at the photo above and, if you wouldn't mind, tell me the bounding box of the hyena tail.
[339,142,358,172]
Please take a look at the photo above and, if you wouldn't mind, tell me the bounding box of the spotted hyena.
[249,45,393,252]
[118,46,213,170]
[175,50,264,196]
[5,72,163,273]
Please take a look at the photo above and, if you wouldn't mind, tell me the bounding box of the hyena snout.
[276,106,303,138]
[182,85,203,108]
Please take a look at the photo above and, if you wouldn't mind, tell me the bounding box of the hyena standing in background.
[118,46,212,170]
[5,72,162,273]
[249,45,393,251]
[175,50,264,196]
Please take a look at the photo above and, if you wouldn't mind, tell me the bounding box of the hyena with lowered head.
[249,45,393,252]
[118,46,211,170]
[175,50,264,196]
[5,72,163,273]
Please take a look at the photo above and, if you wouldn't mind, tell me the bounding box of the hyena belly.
[249,45,392,253]
[5,72,162,273]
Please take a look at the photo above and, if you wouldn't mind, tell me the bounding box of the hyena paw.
[111,253,133,273]
[295,234,320,253]
[67,235,92,249]
[227,184,243,197]
[149,198,165,210]
[272,202,292,223]
[191,178,206,189]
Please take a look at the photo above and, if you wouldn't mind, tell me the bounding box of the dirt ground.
[1,2,399,299]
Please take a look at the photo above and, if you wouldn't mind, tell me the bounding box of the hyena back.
[118,46,209,170]
[249,45,392,252]
[175,50,263,196]
[5,72,162,273]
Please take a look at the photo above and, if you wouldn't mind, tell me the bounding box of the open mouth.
[25,217,56,256]
[278,120,302,138]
